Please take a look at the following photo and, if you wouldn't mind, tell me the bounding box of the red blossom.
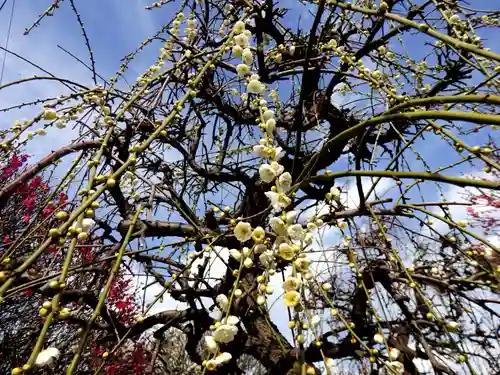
[466,154,500,234]
[41,203,56,218]
[58,192,68,205]
[108,274,139,325]
[92,342,148,375]
[2,153,148,374]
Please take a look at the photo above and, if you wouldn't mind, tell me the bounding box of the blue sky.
[0,0,175,159]
[0,0,496,182]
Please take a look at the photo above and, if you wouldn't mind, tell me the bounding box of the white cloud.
[301,176,395,222]
[190,246,230,286]
[0,0,167,162]
[343,176,394,209]
[134,247,230,317]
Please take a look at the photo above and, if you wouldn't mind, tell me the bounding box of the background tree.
[0,0,500,375]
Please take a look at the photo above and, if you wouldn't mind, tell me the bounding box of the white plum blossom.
[449,14,461,24]
[265,191,291,210]
[216,294,229,311]
[329,186,341,201]
[205,352,232,371]
[81,218,96,231]
[229,249,242,261]
[234,221,252,242]
[234,33,249,47]
[35,347,60,367]
[283,290,301,307]
[213,324,238,343]
[224,315,240,325]
[285,210,297,224]
[242,48,253,64]
[388,347,400,361]
[287,224,305,240]
[253,144,268,157]
[374,333,384,344]
[236,63,249,77]
[205,359,218,371]
[263,110,274,121]
[233,20,246,33]
[259,251,275,268]
[252,226,266,242]
[270,161,284,176]
[283,276,301,291]
[243,257,254,268]
[269,217,287,235]
[254,243,267,253]
[216,352,232,364]
[70,218,95,233]
[242,246,251,257]
[446,321,459,331]
[279,172,292,193]
[270,146,285,161]
[247,79,265,94]
[204,335,219,353]
[307,222,317,231]
[265,118,276,134]
[232,45,243,57]
[294,257,310,273]
[278,242,295,260]
[259,164,277,183]
[43,109,57,120]
[55,120,67,129]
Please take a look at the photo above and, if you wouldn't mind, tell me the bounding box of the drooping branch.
[310,170,500,191]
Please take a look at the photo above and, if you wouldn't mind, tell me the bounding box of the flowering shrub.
[0,154,151,375]
[0,154,50,226]
[467,161,500,235]
[92,342,149,375]
[108,272,140,325]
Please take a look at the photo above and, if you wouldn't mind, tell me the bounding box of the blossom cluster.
[0,154,51,224]
[204,13,328,366]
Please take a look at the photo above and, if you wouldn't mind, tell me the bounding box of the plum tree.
[0,0,500,374]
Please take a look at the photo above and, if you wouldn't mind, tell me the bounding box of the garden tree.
[0,0,500,374]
